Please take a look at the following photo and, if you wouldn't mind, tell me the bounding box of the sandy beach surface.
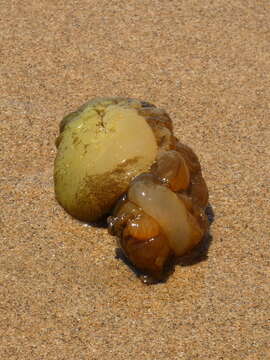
[1,1,269,359]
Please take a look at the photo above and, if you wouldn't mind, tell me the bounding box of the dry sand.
[1,1,269,359]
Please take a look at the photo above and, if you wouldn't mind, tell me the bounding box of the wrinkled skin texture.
[55,97,209,283]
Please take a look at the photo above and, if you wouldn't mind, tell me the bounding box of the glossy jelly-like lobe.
[128,176,196,256]
[54,98,159,222]
[110,145,209,283]
[120,232,172,282]
[125,213,161,240]
[151,150,190,191]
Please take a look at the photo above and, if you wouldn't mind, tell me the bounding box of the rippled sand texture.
[1,1,269,359]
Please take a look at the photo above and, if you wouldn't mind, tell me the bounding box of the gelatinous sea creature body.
[108,142,209,283]
[54,97,209,283]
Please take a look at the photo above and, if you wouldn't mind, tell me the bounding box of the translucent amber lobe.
[151,150,190,191]
[125,213,161,240]
[120,233,172,282]
[128,176,192,256]
[111,145,209,283]
[174,141,209,208]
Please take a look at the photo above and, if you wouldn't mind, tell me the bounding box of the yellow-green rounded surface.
[54,98,158,222]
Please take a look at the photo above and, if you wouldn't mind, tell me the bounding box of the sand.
[1,1,269,359]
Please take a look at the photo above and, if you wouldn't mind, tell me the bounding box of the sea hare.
[54,97,209,283]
